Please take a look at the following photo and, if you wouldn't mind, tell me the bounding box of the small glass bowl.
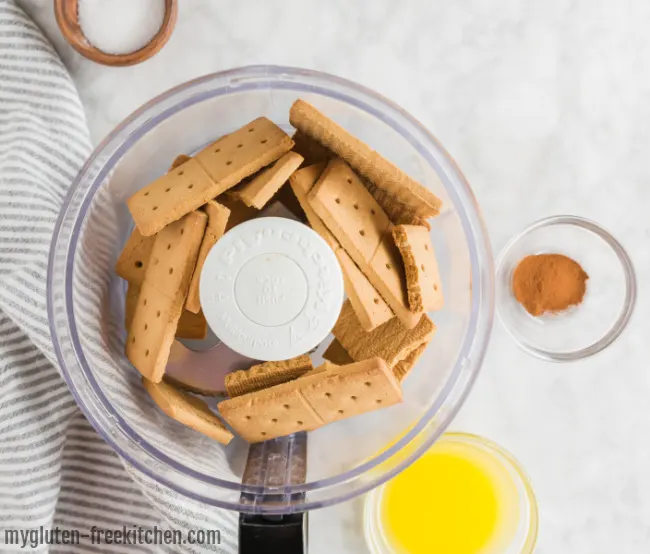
[363,433,539,554]
[496,216,636,361]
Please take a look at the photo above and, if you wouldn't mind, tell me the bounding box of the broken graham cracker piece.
[289,99,442,219]
[115,228,155,286]
[176,309,208,340]
[127,118,292,236]
[219,357,401,443]
[218,194,259,232]
[393,341,428,382]
[225,355,313,398]
[365,180,430,228]
[392,224,444,312]
[291,130,335,167]
[125,211,207,382]
[185,200,231,313]
[337,250,393,331]
[142,378,233,445]
[323,338,354,365]
[234,151,304,209]
[126,283,207,340]
[308,159,420,328]
[333,299,435,367]
[218,384,323,443]
[289,163,393,331]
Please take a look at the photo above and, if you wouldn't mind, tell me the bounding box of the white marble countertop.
[19,1,650,552]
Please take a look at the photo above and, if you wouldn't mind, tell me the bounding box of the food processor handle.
[239,512,308,553]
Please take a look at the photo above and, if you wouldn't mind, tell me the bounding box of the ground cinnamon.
[512,254,588,316]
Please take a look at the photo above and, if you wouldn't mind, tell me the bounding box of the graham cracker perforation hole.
[283,404,290,409]
[433,284,438,291]
[272,418,278,423]
[152,206,158,211]
[359,230,365,236]
[385,263,391,270]
[214,148,221,153]
[373,298,379,304]
[335,198,341,204]
[261,139,268,144]
[325,392,332,398]
[178,170,184,176]
[338,409,344,414]
[420,264,425,271]
[145,349,150,357]
[144,191,149,197]
[371,209,376,216]
[248,128,255,133]
[237,144,243,148]
[354,204,359,210]
[297,420,303,425]
[169,268,174,275]
[165,187,171,193]
[135,260,143,269]
[364,381,371,387]
[226,161,232,166]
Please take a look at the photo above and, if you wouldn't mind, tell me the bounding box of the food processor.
[47,65,494,551]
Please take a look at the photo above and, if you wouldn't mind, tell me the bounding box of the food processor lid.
[200,217,345,361]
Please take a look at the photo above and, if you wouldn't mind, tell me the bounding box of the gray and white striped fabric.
[0,1,237,551]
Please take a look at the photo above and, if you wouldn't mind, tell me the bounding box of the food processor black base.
[239,512,308,554]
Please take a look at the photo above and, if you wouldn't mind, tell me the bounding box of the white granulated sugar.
[78,0,166,55]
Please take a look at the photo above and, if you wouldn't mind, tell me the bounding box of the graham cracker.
[115,228,155,286]
[126,283,207,340]
[169,154,192,170]
[225,355,313,398]
[291,130,335,167]
[218,384,323,443]
[290,163,393,330]
[185,200,231,313]
[322,338,354,365]
[219,357,401,443]
[308,158,391,263]
[289,99,442,219]
[332,300,435,367]
[194,116,293,185]
[299,358,401,425]
[127,158,214,236]
[125,211,207,382]
[128,118,292,236]
[234,151,304,209]
[142,378,233,445]
[308,159,420,328]
[393,341,428,382]
[392,224,444,312]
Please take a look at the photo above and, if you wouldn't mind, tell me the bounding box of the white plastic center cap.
[234,254,308,327]
[200,217,345,361]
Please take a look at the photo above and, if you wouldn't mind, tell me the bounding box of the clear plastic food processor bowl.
[47,66,494,513]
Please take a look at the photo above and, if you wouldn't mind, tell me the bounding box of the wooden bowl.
[54,0,178,66]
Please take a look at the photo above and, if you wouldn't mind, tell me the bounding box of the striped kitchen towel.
[0,1,237,552]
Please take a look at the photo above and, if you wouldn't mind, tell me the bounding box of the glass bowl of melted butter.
[364,432,538,554]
